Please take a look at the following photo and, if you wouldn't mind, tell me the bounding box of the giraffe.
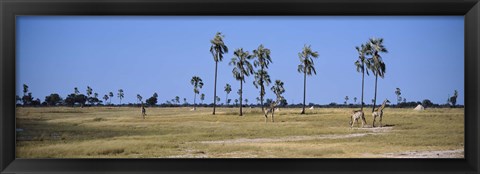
[264,100,281,123]
[141,102,146,119]
[372,99,390,127]
[350,110,367,128]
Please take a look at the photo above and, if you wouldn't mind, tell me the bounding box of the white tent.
[413,104,425,111]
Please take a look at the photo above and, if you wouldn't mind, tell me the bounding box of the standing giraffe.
[372,99,390,127]
[263,101,279,123]
[350,110,367,128]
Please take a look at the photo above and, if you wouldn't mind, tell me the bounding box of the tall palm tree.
[224,83,232,106]
[210,32,228,115]
[354,43,371,111]
[253,44,272,112]
[108,92,114,104]
[367,38,388,112]
[118,89,124,105]
[229,48,254,116]
[297,45,319,114]
[190,76,204,110]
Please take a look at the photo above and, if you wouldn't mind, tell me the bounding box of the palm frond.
[297,64,304,73]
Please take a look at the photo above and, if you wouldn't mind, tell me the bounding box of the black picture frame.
[1,0,479,173]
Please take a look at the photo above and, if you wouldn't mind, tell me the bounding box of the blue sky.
[16,16,464,105]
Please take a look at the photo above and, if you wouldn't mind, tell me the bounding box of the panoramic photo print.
[15,16,464,158]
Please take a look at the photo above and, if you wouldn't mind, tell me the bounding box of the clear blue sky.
[16,16,464,105]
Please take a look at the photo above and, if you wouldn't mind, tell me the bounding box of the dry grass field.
[15,106,464,158]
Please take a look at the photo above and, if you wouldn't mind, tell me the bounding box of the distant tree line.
[16,83,462,109]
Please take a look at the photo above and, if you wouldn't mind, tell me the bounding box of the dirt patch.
[199,133,382,144]
[381,149,464,158]
[198,126,393,144]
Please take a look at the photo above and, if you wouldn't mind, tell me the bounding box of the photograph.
[15,16,464,158]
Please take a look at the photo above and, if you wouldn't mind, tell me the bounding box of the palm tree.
[190,76,204,110]
[175,96,180,105]
[449,90,459,107]
[395,88,402,105]
[271,80,285,101]
[118,89,124,105]
[210,32,228,115]
[367,38,388,112]
[103,95,109,105]
[94,93,99,105]
[137,94,143,104]
[253,44,272,112]
[229,48,254,116]
[86,86,93,98]
[354,43,371,111]
[244,98,248,105]
[271,80,285,122]
[297,45,319,114]
[74,87,80,95]
[354,97,357,104]
[200,93,205,104]
[23,84,29,96]
[345,96,349,105]
[108,92,114,104]
[224,83,232,106]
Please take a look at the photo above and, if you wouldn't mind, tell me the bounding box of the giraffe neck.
[379,101,387,111]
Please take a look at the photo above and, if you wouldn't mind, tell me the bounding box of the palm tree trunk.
[260,70,264,112]
[213,61,218,115]
[301,70,306,114]
[361,68,365,111]
[240,81,243,116]
[194,93,197,110]
[372,74,378,113]
[226,93,228,106]
[260,86,264,112]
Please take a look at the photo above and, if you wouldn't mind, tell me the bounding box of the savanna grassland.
[15,107,464,158]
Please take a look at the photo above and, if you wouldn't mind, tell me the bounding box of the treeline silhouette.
[17,84,462,109]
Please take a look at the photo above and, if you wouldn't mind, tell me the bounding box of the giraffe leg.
[372,114,376,128]
[362,116,367,128]
[379,114,383,127]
